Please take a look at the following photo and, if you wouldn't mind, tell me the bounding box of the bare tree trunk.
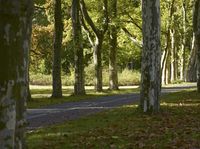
[193,0,200,92]
[109,0,118,90]
[52,0,63,98]
[0,0,33,148]
[15,1,33,148]
[180,0,187,81]
[170,29,175,83]
[94,37,103,92]
[72,0,85,95]
[140,0,161,113]
[187,33,197,82]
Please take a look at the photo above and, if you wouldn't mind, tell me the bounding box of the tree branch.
[122,27,143,48]
[80,0,100,37]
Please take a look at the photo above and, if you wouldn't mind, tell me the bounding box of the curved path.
[27,84,196,130]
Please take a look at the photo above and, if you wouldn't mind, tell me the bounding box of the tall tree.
[109,0,119,90]
[193,0,200,92]
[80,0,108,92]
[140,0,161,112]
[0,0,33,148]
[15,1,34,148]
[72,0,86,95]
[52,0,63,98]
[187,33,197,82]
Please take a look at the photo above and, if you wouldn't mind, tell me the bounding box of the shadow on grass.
[27,90,200,148]
[28,88,140,109]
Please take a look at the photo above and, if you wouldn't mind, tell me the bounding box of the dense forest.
[0,0,200,148]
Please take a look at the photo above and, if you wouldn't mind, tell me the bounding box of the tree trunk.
[109,0,118,90]
[180,0,187,81]
[140,0,161,113]
[15,1,33,148]
[72,0,86,95]
[80,0,108,92]
[193,0,200,92]
[0,0,33,148]
[187,33,197,82]
[170,29,175,83]
[52,0,63,98]
[94,36,103,92]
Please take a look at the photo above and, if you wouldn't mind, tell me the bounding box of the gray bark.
[72,0,86,95]
[140,0,161,113]
[187,33,197,82]
[0,0,33,148]
[52,0,63,98]
[109,0,118,90]
[193,0,200,92]
[15,1,33,148]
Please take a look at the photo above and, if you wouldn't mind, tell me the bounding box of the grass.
[27,89,200,148]
[28,86,139,108]
[30,69,141,86]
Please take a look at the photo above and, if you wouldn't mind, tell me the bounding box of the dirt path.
[27,84,196,130]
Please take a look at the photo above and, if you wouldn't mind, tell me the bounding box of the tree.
[80,0,108,92]
[72,0,86,95]
[52,0,63,98]
[187,33,197,82]
[0,0,33,148]
[193,0,200,92]
[140,0,161,112]
[108,0,119,90]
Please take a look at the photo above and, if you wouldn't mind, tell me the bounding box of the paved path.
[27,85,196,130]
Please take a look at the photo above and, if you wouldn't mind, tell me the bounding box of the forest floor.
[27,86,200,148]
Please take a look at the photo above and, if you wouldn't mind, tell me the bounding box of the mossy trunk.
[52,0,63,98]
[72,0,86,95]
[0,0,33,148]
[140,0,161,113]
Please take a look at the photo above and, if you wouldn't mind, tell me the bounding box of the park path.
[27,84,196,130]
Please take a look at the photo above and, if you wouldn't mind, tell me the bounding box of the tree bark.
[0,0,33,148]
[93,37,103,91]
[187,33,197,82]
[72,0,86,95]
[109,0,119,90]
[140,0,161,113]
[180,0,187,81]
[170,29,175,83]
[193,0,200,92]
[52,0,63,98]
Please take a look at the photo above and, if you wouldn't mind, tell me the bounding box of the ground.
[27,84,200,148]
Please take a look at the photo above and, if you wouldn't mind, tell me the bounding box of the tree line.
[0,0,200,148]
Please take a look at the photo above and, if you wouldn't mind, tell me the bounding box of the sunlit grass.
[27,89,200,148]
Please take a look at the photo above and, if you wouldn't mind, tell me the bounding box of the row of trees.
[1,0,200,148]
[32,0,200,98]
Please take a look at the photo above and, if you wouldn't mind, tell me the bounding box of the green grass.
[28,87,139,108]
[27,89,200,148]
